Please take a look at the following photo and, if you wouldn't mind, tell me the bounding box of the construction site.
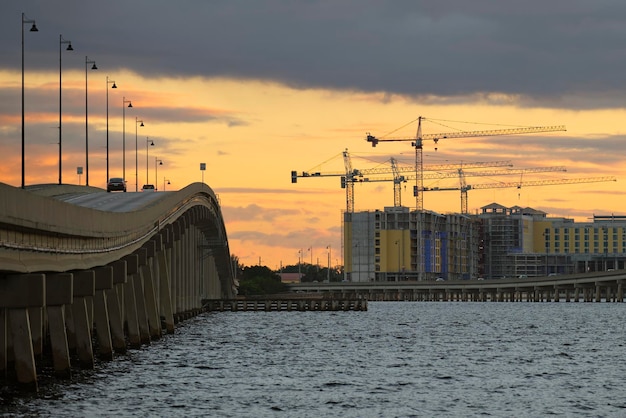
[293,117,620,282]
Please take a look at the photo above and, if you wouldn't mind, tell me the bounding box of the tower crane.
[366,116,567,211]
[422,176,617,214]
[292,149,513,213]
[357,166,567,209]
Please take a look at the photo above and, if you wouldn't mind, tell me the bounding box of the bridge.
[0,182,236,390]
[289,271,626,302]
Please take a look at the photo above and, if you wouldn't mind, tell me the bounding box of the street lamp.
[58,35,72,185]
[326,245,331,282]
[105,76,116,183]
[134,117,144,191]
[122,97,132,184]
[146,137,154,185]
[84,56,97,186]
[154,157,163,189]
[163,177,170,191]
[21,13,38,189]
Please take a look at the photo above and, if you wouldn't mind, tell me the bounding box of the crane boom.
[365,116,567,211]
[466,176,616,190]
[422,176,617,213]
[358,166,568,209]
[291,150,513,213]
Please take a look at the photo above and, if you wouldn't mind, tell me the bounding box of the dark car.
[107,177,126,192]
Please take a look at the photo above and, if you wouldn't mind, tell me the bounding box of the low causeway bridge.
[0,182,236,390]
[289,271,626,302]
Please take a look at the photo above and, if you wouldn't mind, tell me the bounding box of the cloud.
[4,0,626,108]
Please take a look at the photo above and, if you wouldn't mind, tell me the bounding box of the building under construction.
[343,206,480,282]
[344,203,626,282]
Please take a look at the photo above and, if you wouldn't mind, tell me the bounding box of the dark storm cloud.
[3,1,626,108]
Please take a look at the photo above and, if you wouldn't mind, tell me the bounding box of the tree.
[237,265,288,296]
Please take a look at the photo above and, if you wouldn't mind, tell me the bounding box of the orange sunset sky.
[1,1,625,269]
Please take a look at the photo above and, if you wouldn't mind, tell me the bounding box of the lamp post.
[105,76,116,183]
[84,56,97,186]
[155,157,163,189]
[146,138,154,185]
[21,13,38,189]
[327,245,331,282]
[297,249,302,279]
[58,35,72,185]
[134,117,144,191]
[163,177,170,191]
[122,97,132,184]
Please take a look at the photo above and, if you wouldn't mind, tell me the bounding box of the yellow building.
[479,204,626,278]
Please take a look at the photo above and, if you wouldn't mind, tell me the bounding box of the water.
[3,302,626,417]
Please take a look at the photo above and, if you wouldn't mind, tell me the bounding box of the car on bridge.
[141,184,156,192]
[107,178,126,192]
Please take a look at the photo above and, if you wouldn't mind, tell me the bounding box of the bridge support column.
[108,260,127,353]
[595,285,602,302]
[45,273,73,378]
[134,248,152,344]
[122,255,141,348]
[0,274,45,390]
[140,241,162,340]
[94,267,114,360]
[71,271,95,369]
[28,307,43,359]
[172,221,182,317]
[156,232,175,333]
[618,282,624,302]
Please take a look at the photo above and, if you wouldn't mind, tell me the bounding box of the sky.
[1,0,626,269]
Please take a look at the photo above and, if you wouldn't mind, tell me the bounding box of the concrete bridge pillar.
[108,260,127,353]
[132,249,151,344]
[45,273,73,378]
[93,267,114,360]
[122,254,141,348]
[0,274,44,389]
[156,231,175,333]
[618,282,624,302]
[140,240,162,340]
[172,220,182,316]
[70,270,95,369]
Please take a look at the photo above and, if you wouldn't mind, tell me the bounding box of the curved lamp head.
[30,23,38,32]
[140,121,144,127]
[159,160,163,165]
[66,43,73,51]
[150,140,155,146]
[91,63,98,70]
[127,102,133,108]
[111,82,117,89]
